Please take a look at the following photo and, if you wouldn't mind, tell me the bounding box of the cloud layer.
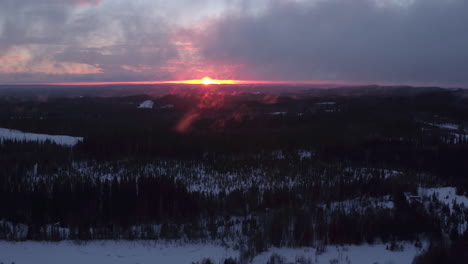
[197,0,468,85]
[1,0,467,86]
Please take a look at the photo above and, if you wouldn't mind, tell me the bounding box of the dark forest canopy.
[0,85,467,263]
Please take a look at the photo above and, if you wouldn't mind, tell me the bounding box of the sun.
[201,77,214,85]
[162,78,241,85]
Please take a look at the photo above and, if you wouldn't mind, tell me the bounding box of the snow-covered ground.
[0,128,83,147]
[418,186,468,234]
[344,167,403,179]
[321,196,394,214]
[31,160,406,196]
[0,241,425,264]
[269,111,287,115]
[0,241,237,264]
[138,100,154,109]
[253,243,425,264]
[298,150,313,160]
[423,122,460,130]
[447,132,468,144]
[417,120,467,144]
[418,187,468,213]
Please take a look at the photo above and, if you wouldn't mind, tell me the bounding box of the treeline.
[1,140,466,245]
[0,176,199,240]
[0,165,460,249]
[0,140,74,186]
[317,140,468,182]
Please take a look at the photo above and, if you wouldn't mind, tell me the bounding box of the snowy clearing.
[418,186,468,234]
[0,128,83,147]
[138,100,154,109]
[0,241,237,264]
[269,112,287,115]
[424,122,460,130]
[0,241,426,264]
[418,187,468,212]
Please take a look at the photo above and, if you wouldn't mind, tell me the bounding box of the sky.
[0,0,467,86]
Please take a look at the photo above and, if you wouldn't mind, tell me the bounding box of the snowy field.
[418,187,468,212]
[0,241,425,264]
[0,128,83,147]
[0,241,237,264]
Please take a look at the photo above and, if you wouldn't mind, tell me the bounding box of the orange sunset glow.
[202,77,215,85]
[166,77,242,85]
[39,79,362,86]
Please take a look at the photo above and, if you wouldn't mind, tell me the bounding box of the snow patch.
[138,100,154,109]
[269,112,287,116]
[322,196,394,214]
[297,150,313,160]
[418,120,462,131]
[0,128,83,147]
[0,241,237,264]
[418,187,468,213]
[425,122,460,130]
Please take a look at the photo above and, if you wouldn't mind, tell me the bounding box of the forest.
[0,85,467,263]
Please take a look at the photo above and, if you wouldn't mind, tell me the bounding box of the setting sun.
[163,78,243,85]
[202,77,215,85]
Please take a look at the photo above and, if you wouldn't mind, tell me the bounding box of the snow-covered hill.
[0,128,83,147]
[138,100,154,109]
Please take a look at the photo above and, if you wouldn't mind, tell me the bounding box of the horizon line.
[0,79,465,89]
[0,80,361,86]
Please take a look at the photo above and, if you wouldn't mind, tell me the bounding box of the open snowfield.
[0,128,83,147]
[0,241,237,264]
[419,187,468,212]
[0,241,425,264]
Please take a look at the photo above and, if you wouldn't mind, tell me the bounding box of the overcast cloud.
[0,0,467,86]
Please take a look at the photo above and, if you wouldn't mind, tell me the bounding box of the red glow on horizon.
[31,79,361,86]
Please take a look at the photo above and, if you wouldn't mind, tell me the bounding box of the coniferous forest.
[1,85,468,263]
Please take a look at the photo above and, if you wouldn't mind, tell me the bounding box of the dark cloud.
[53,3,178,79]
[198,0,468,86]
[0,0,178,81]
[1,0,467,85]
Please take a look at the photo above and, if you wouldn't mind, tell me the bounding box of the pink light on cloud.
[121,65,153,73]
[174,41,195,51]
[0,60,103,75]
[0,56,22,63]
[170,27,253,81]
[35,62,103,75]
